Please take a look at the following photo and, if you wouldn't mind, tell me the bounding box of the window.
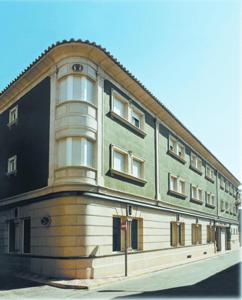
[190,153,202,173]
[225,181,229,192]
[111,145,146,183]
[206,192,215,208]
[205,165,214,182]
[57,137,94,168]
[8,105,18,126]
[169,136,186,162]
[170,222,185,247]
[191,185,203,203]
[229,184,233,195]
[9,220,16,252]
[113,150,127,173]
[59,75,95,104]
[110,90,145,135]
[169,174,186,197]
[23,218,31,254]
[207,225,215,243]
[225,202,229,213]
[112,216,142,252]
[220,177,225,190]
[192,224,202,245]
[7,155,17,175]
[221,200,225,211]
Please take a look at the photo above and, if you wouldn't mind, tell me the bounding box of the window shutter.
[198,225,202,244]
[192,224,196,245]
[207,225,210,243]
[181,223,185,246]
[171,222,177,247]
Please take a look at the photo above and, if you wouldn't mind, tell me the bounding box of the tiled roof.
[0,39,240,185]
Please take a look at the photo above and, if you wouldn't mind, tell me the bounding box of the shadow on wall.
[112,262,241,298]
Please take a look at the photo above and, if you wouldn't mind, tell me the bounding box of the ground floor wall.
[0,195,240,279]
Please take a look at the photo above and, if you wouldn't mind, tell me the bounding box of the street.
[0,249,241,299]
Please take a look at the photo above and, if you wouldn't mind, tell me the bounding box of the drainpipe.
[155,118,161,202]
[215,170,219,253]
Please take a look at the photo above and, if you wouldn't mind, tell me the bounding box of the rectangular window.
[113,151,126,173]
[130,219,138,250]
[190,153,202,173]
[168,136,186,161]
[132,158,141,178]
[206,192,215,208]
[170,222,185,247]
[192,224,202,245]
[220,177,225,190]
[206,165,214,181]
[207,225,215,243]
[113,96,126,118]
[169,174,186,196]
[9,105,18,126]
[9,220,15,252]
[221,200,225,211]
[7,155,17,174]
[113,217,121,251]
[191,185,203,202]
[225,181,229,192]
[23,218,31,254]
[131,110,141,128]
[225,202,229,213]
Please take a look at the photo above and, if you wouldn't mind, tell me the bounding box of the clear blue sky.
[0,0,241,181]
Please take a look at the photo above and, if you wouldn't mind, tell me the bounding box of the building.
[0,40,240,279]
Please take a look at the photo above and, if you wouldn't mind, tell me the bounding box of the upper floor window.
[169,174,186,197]
[206,192,215,208]
[225,181,229,192]
[168,136,186,163]
[111,90,145,136]
[191,185,203,203]
[7,155,17,175]
[225,202,229,213]
[59,75,95,104]
[190,153,202,173]
[8,105,18,127]
[57,137,94,168]
[111,145,146,184]
[220,200,225,211]
[220,177,225,190]
[205,165,214,182]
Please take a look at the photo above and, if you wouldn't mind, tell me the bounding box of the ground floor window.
[170,222,185,247]
[192,224,202,245]
[207,225,215,243]
[8,217,31,254]
[112,216,141,252]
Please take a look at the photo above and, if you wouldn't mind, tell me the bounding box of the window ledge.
[6,170,17,176]
[56,99,97,109]
[220,186,225,190]
[7,120,18,128]
[168,189,187,199]
[190,165,202,175]
[190,198,203,205]
[205,175,215,183]
[167,150,186,164]
[110,168,147,185]
[56,165,97,172]
[110,111,146,138]
[205,203,215,209]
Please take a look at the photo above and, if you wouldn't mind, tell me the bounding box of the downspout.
[155,118,161,202]
[215,170,219,253]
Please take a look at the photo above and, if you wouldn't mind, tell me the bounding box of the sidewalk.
[15,248,242,290]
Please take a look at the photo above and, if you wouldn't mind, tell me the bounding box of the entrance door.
[221,229,226,252]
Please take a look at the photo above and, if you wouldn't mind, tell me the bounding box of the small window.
[8,105,18,126]
[112,91,128,120]
[225,202,229,213]
[170,222,185,247]
[220,177,225,190]
[169,175,186,196]
[225,181,229,192]
[191,185,203,202]
[9,220,16,252]
[192,224,202,245]
[132,158,142,178]
[206,192,215,208]
[221,200,225,211]
[190,153,202,173]
[168,136,186,162]
[131,110,141,128]
[113,150,127,173]
[7,155,17,175]
[206,165,214,182]
[23,218,31,254]
[113,217,121,251]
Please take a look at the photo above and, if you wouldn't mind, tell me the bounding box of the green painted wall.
[103,80,156,199]
[103,79,238,222]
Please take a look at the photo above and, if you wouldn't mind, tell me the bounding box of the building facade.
[0,40,240,279]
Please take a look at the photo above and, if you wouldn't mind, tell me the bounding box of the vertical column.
[155,118,161,201]
[48,68,58,186]
[96,69,104,186]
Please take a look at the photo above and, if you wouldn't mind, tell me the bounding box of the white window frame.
[111,90,129,120]
[169,174,186,197]
[190,152,202,173]
[191,185,203,202]
[8,105,18,126]
[131,156,145,179]
[112,147,129,174]
[168,136,186,162]
[206,165,214,182]
[220,177,225,190]
[206,192,215,207]
[7,155,17,175]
